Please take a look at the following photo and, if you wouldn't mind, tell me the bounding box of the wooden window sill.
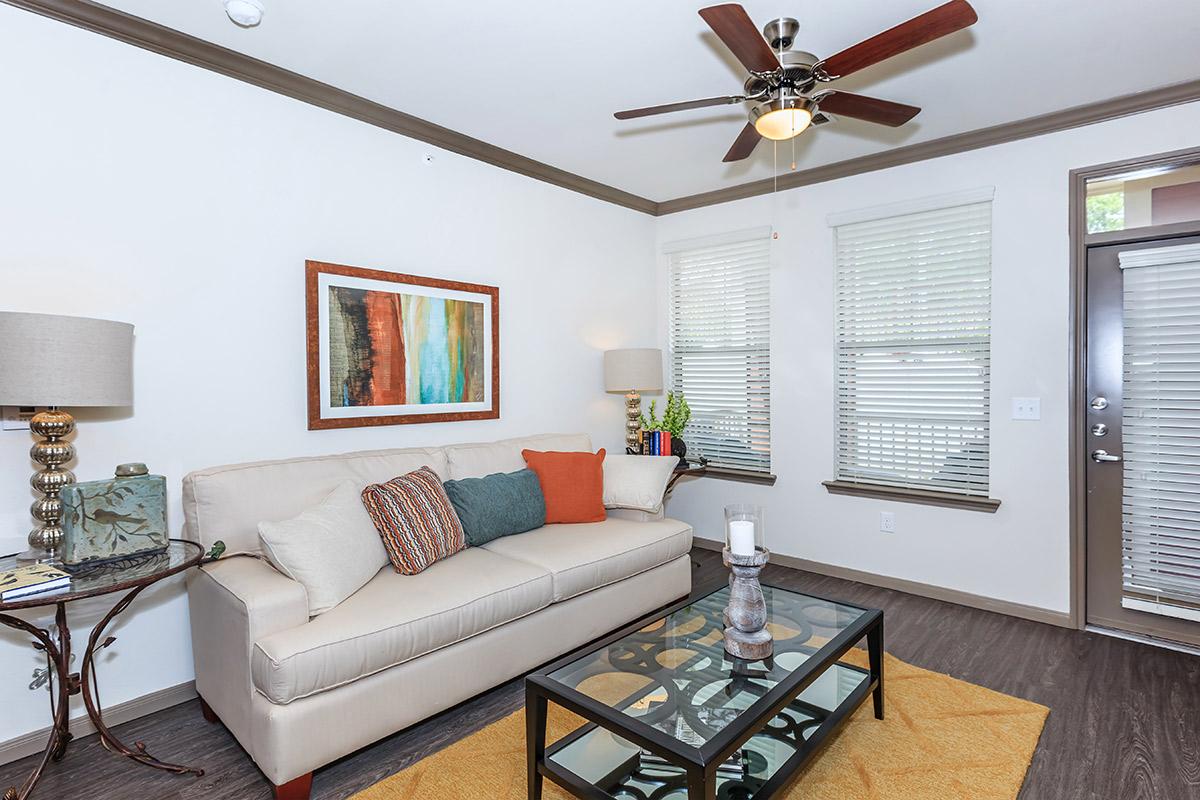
[822,480,1001,512]
[699,466,778,486]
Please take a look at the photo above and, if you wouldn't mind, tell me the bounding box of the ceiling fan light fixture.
[751,97,813,141]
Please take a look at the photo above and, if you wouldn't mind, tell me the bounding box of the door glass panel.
[1087,163,1200,233]
[1119,242,1200,619]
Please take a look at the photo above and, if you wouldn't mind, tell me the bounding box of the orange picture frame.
[305,260,500,429]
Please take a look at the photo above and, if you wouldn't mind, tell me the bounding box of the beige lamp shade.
[604,348,663,393]
[0,311,134,406]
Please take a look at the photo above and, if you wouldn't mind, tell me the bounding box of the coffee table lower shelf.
[536,663,876,800]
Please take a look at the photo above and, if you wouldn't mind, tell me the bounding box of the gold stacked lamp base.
[624,391,642,452]
[18,407,76,562]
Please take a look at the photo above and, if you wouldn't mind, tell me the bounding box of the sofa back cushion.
[443,433,592,479]
[182,447,447,556]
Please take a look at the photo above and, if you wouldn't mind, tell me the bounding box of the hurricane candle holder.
[722,503,772,660]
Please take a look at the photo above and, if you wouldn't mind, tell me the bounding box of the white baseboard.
[693,537,1073,628]
[0,680,197,766]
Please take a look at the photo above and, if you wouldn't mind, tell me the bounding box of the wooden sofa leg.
[199,697,220,724]
[274,773,313,800]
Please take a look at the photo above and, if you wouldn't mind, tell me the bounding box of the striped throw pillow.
[361,466,466,575]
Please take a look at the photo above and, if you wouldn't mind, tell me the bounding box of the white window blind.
[1119,242,1200,618]
[833,197,993,496]
[667,230,771,473]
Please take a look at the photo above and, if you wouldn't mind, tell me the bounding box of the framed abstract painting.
[305,260,499,429]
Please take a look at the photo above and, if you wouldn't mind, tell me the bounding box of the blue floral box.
[59,464,168,568]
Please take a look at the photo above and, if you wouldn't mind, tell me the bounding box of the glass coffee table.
[526,583,883,800]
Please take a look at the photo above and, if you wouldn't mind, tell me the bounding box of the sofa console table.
[0,539,205,800]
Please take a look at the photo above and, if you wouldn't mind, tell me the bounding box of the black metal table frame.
[526,581,884,800]
[0,540,205,800]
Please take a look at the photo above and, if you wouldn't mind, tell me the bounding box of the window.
[830,190,993,499]
[1119,242,1200,620]
[1085,163,1200,234]
[667,229,771,474]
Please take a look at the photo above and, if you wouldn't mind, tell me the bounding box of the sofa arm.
[188,556,308,738]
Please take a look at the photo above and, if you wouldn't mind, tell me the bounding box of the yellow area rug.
[353,651,1048,800]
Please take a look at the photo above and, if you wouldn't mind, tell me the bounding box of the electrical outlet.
[1012,397,1041,421]
[879,511,896,534]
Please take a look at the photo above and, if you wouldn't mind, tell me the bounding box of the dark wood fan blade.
[821,0,977,79]
[699,4,780,74]
[723,122,761,162]
[817,92,920,126]
[615,95,742,120]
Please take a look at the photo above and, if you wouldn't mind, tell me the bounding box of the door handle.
[1091,449,1121,463]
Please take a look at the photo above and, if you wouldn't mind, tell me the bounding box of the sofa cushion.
[443,433,591,479]
[481,517,693,602]
[182,446,447,557]
[251,548,552,704]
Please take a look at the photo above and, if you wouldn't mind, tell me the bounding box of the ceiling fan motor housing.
[743,49,820,98]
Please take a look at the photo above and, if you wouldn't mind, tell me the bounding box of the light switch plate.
[1012,397,1041,421]
[1,406,41,431]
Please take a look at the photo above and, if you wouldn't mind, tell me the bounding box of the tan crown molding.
[8,1,1200,217]
[657,78,1200,215]
[1,0,659,216]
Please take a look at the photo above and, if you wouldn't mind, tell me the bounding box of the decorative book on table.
[638,430,674,457]
[0,563,71,602]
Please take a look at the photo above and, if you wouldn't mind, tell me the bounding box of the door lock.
[1090,396,1109,411]
[1091,423,1108,436]
[1091,449,1121,463]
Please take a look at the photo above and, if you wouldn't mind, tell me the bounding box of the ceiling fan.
[614,0,978,162]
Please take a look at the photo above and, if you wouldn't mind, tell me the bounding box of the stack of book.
[0,563,72,602]
[637,429,673,456]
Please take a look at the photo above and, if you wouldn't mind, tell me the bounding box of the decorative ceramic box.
[59,463,168,569]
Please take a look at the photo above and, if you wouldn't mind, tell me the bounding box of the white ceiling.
[95,0,1200,201]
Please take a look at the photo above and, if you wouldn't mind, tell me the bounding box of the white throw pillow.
[602,454,679,513]
[258,480,389,616]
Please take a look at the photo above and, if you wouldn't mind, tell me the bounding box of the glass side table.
[0,539,205,800]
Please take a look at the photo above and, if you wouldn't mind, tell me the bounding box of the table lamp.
[0,312,134,561]
[603,348,663,452]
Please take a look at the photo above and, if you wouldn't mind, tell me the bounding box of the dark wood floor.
[3,548,1199,799]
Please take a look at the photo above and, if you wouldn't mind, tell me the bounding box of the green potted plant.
[639,391,692,459]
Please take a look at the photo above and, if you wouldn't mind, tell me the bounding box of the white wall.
[0,7,655,745]
[657,100,1200,617]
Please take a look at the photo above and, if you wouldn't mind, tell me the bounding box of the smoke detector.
[224,0,263,27]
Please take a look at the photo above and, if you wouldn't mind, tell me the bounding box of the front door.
[1085,233,1200,646]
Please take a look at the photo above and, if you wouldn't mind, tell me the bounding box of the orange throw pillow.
[521,449,607,524]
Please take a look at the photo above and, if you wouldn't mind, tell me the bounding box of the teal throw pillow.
[443,469,546,547]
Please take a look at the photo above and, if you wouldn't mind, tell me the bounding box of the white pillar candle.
[729,520,756,556]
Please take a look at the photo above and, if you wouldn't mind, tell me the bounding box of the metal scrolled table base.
[0,587,204,800]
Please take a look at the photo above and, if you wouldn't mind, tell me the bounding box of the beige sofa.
[182,433,692,798]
